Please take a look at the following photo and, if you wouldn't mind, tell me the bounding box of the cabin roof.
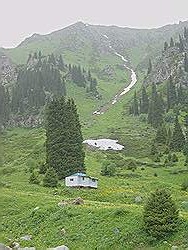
[67,172,98,180]
[72,172,87,177]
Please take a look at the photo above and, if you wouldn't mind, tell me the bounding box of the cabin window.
[92,179,96,182]
[70,178,74,181]
[82,177,85,180]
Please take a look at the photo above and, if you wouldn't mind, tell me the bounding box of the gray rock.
[10,242,20,249]
[72,197,84,205]
[135,196,142,203]
[0,243,11,250]
[18,248,36,250]
[171,246,178,250]
[48,246,69,250]
[20,235,32,241]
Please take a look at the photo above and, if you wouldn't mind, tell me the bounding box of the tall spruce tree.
[132,91,139,116]
[155,124,167,144]
[148,84,164,128]
[140,86,149,114]
[184,27,188,42]
[46,97,85,179]
[170,37,174,47]
[178,34,184,52]
[164,41,168,51]
[147,59,152,75]
[0,83,10,125]
[170,116,185,151]
[177,83,185,105]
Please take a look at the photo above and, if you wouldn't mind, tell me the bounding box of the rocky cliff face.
[0,54,16,85]
[145,37,188,88]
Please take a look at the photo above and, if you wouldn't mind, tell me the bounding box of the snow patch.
[83,139,124,151]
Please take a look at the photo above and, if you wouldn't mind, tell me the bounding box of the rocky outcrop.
[0,55,16,85]
[145,46,188,88]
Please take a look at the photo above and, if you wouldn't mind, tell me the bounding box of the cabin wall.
[65,176,98,188]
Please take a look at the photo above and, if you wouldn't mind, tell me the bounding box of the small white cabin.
[65,172,98,188]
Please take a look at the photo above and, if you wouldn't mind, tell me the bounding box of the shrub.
[150,144,158,156]
[101,162,116,176]
[43,167,58,187]
[143,189,179,239]
[127,159,137,171]
[29,171,40,184]
[39,162,48,174]
[171,153,178,162]
[181,180,188,191]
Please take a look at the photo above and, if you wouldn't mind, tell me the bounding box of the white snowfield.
[83,139,124,151]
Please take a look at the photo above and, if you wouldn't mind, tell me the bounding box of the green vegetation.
[43,168,58,188]
[1,85,188,248]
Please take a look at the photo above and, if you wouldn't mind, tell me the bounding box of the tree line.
[0,51,100,126]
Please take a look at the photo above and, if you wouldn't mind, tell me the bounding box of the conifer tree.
[46,97,85,179]
[155,124,167,144]
[170,37,174,47]
[140,86,149,114]
[43,167,58,187]
[184,27,188,42]
[177,83,184,104]
[0,83,10,125]
[148,84,164,128]
[132,91,139,116]
[58,54,64,70]
[164,41,168,51]
[170,116,185,151]
[166,128,172,145]
[178,34,184,52]
[147,59,152,75]
[143,189,179,239]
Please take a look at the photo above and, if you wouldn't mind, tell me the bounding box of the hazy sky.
[0,0,188,48]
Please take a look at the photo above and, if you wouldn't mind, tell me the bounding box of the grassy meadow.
[1,70,188,249]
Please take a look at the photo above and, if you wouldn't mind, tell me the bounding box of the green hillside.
[1,87,188,249]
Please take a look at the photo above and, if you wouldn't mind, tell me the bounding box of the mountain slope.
[3,20,188,68]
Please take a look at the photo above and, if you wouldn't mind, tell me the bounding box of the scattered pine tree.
[170,116,185,151]
[143,189,179,239]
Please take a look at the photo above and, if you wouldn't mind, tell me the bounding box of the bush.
[39,162,48,174]
[127,159,137,171]
[150,144,158,156]
[153,155,161,163]
[29,171,40,184]
[171,153,178,162]
[43,167,58,187]
[143,189,179,239]
[101,162,116,176]
[181,180,188,191]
